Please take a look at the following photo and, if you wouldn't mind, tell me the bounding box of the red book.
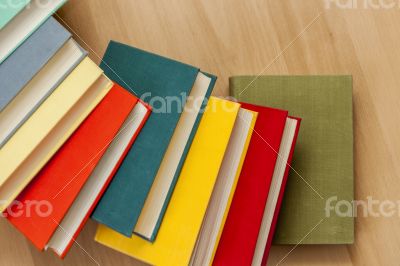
[46,97,151,258]
[6,84,138,250]
[213,103,301,266]
[261,117,301,264]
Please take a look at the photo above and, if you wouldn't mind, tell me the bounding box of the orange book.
[6,84,138,250]
[46,98,151,258]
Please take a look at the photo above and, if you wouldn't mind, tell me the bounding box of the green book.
[230,75,354,244]
[0,0,30,30]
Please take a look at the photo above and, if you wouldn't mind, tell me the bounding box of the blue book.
[92,41,216,240]
[0,17,70,112]
[0,0,67,63]
[0,38,87,147]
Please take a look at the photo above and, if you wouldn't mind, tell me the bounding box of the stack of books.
[0,0,152,258]
[0,1,354,265]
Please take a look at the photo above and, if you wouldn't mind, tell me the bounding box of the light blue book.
[0,18,87,148]
[0,0,30,30]
[0,38,87,147]
[0,17,70,112]
[0,0,67,63]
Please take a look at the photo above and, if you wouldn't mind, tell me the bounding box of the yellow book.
[0,57,112,211]
[95,97,240,266]
[190,108,257,266]
[210,109,257,264]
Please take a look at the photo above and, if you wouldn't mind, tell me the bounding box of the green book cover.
[0,0,30,30]
[230,75,354,244]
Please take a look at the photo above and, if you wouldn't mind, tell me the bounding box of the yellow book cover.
[209,109,257,265]
[95,96,240,266]
[190,108,257,266]
[0,58,110,211]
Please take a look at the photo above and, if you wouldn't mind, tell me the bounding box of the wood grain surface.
[2,0,400,265]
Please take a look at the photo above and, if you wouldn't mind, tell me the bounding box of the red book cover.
[57,100,151,258]
[213,102,288,266]
[6,84,138,250]
[262,117,301,264]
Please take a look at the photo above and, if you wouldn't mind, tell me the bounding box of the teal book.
[134,72,216,241]
[92,41,216,240]
[230,75,354,244]
[0,0,30,30]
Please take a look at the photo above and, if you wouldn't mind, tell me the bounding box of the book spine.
[149,74,216,241]
[262,117,302,264]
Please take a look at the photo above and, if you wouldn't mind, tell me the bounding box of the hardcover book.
[213,103,292,266]
[0,0,30,30]
[0,58,110,212]
[0,38,86,147]
[134,72,215,241]
[230,75,354,245]
[95,97,240,266]
[253,116,301,265]
[6,84,138,251]
[0,17,70,112]
[191,108,257,266]
[92,41,215,240]
[47,99,151,258]
[0,0,67,63]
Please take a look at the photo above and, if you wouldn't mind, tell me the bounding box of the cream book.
[0,58,111,211]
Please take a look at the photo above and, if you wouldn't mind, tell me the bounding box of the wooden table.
[2,0,399,265]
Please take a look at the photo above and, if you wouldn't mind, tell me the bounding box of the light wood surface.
[2,0,400,265]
